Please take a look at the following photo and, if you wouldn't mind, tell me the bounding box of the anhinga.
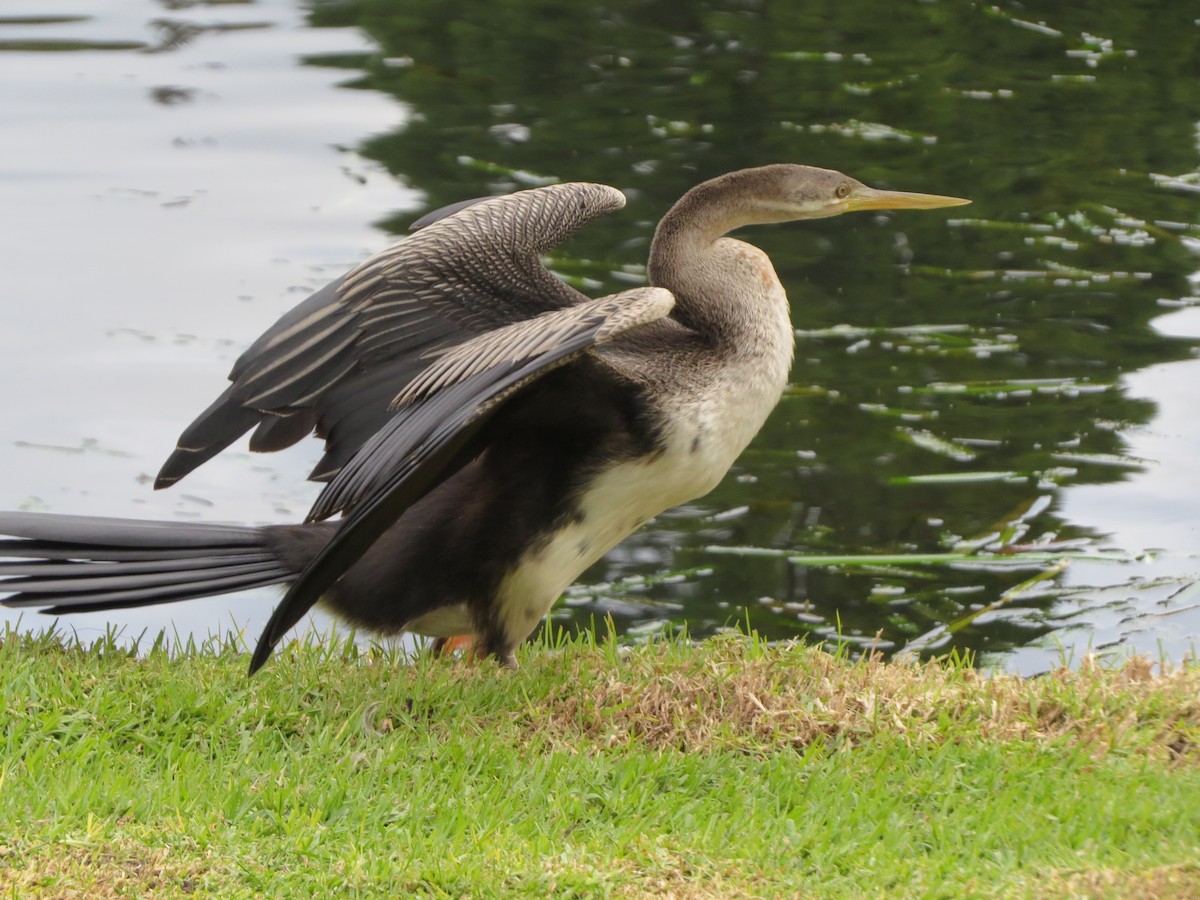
[0,165,967,673]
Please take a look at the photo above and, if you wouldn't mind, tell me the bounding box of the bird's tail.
[0,512,302,615]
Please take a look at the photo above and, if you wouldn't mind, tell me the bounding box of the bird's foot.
[430,634,479,660]
[432,635,517,669]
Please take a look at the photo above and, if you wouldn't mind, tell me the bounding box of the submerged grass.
[2,626,1199,897]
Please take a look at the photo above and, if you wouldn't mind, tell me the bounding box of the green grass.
[2,627,1199,898]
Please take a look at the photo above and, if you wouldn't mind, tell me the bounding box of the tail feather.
[0,552,276,578]
[0,512,262,547]
[0,512,295,616]
[0,540,256,562]
[1,559,285,598]
[37,570,290,615]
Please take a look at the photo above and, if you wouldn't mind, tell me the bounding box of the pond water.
[1,0,1198,674]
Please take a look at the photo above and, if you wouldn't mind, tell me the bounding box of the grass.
[2,626,1199,898]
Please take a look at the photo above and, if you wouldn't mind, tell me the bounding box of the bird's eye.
[835,182,852,199]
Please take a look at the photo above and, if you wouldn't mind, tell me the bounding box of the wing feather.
[155,182,628,489]
[247,286,674,673]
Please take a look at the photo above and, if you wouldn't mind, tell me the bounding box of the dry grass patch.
[527,638,1200,759]
[1033,862,1200,899]
[539,849,767,900]
[0,842,208,898]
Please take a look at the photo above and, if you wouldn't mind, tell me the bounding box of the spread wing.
[247,286,675,673]
[155,182,628,488]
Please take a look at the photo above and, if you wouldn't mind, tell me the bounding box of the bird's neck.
[647,185,791,349]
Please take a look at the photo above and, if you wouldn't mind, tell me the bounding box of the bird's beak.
[844,186,970,212]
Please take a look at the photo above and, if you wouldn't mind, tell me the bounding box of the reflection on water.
[0,0,1198,672]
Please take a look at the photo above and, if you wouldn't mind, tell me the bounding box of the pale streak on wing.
[237,314,355,392]
[283,358,360,408]
[234,296,348,367]
[244,331,359,408]
[393,288,676,409]
[305,286,675,525]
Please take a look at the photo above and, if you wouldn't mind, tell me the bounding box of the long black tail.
[0,512,300,615]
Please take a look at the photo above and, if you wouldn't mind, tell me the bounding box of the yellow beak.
[844,186,971,212]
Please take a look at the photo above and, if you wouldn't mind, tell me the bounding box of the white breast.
[495,240,795,644]
[493,443,721,643]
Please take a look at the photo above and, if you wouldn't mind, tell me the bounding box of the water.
[1,0,1198,673]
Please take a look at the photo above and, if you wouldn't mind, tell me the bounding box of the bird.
[0,165,967,674]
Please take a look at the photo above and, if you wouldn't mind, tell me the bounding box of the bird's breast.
[492,444,714,642]
[492,366,788,644]
[494,257,794,644]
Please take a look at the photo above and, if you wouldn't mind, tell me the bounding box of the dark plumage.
[0,165,967,674]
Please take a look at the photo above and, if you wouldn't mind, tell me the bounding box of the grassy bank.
[2,627,1198,898]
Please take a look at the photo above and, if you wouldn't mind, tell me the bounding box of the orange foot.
[431,634,479,660]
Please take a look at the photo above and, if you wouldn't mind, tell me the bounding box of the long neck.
[646,176,789,347]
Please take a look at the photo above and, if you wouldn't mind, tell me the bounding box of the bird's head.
[737,163,970,223]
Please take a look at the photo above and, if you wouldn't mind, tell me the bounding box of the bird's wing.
[248,286,675,673]
[155,182,628,488]
[407,195,495,231]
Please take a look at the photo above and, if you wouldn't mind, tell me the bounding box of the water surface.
[1,1,1198,672]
